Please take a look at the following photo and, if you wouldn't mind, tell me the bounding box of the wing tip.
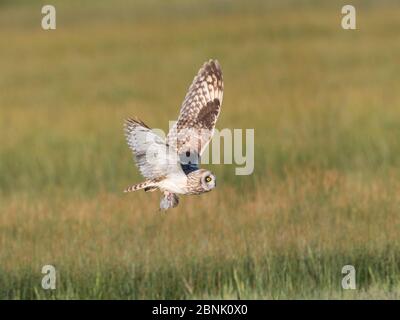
[205,59,222,73]
[124,117,150,131]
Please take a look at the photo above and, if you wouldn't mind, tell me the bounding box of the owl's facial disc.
[201,172,216,190]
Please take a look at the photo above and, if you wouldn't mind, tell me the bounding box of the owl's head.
[186,169,217,194]
[199,169,216,191]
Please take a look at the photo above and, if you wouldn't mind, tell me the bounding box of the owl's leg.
[160,191,179,211]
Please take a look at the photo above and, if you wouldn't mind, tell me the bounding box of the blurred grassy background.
[1,0,400,299]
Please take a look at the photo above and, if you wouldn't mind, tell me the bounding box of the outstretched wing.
[167,59,223,161]
[124,118,180,179]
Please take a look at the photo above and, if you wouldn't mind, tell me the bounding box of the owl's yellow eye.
[205,176,212,183]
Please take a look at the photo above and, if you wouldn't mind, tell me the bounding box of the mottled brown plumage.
[167,59,223,157]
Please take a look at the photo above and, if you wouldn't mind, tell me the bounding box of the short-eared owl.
[124,59,223,210]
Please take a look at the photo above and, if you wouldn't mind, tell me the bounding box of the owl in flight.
[124,59,223,210]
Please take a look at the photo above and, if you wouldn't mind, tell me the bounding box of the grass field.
[1,0,400,299]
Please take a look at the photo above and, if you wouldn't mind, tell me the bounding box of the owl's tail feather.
[124,180,158,193]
